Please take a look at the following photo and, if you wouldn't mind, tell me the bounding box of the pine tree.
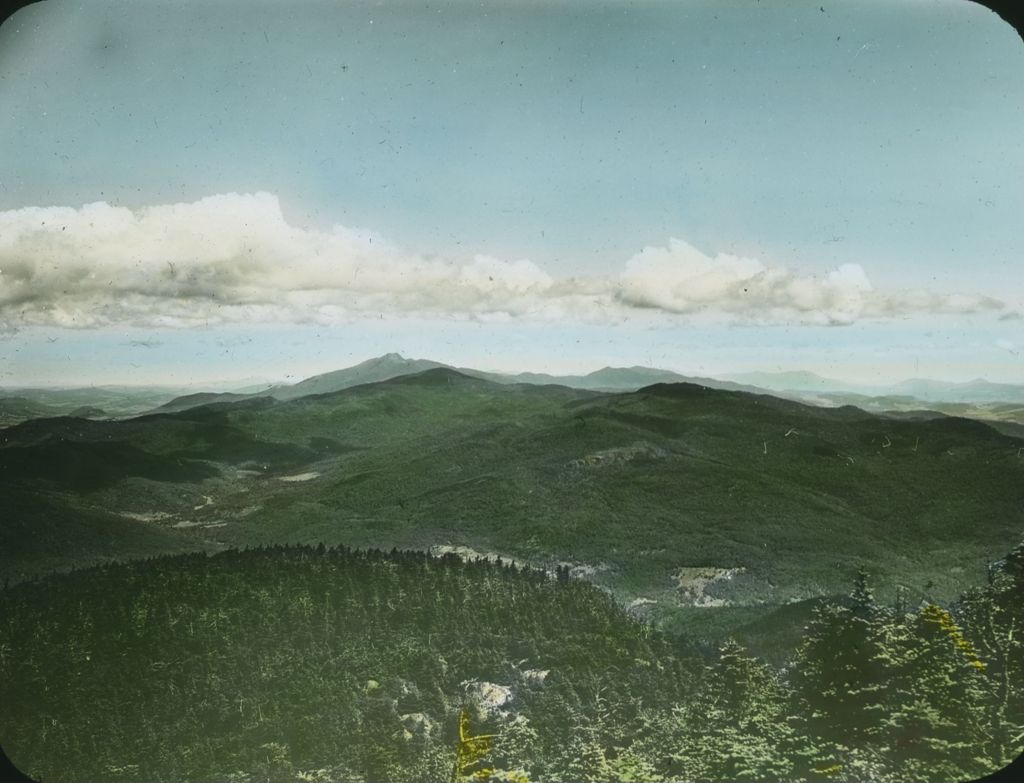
[626,640,795,782]
[605,746,662,783]
[878,603,991,782]
[541,711,612,783]
[488,715,540,781]
[691,640,795,781]
[789,571,903,777]
[956,542,1024,769]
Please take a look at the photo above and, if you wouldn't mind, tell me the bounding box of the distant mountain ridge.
[263,354,763,397]
[155,392,256,413]
[266,354,448,400]
[494,365,764,394]
[148,354,767,411]
[4,360,1022,616]
[728,370,1024,404]
[9,355,1022,423]
[281,357,1023,404]
[726,370,852,393]
[891,377,1024,403]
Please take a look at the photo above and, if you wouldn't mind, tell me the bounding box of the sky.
[0,0,1022,387]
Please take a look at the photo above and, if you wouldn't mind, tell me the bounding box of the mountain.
[154,391,258,413]
[494,365,764,394]
[3,356,767,421]
[728,370,1024,405]
[721,371,1024,434]
[1,396,109,427]
[235,356,1024,431]
[575,365,695,388]
[4,369,1022,625]
[480,365,693,390]
[891,377,1024,404]
[8,359,1022,424]
[779,392,1024,438]
[0,386,183,423]
[726,370,861,393]
[267,353,451,400]
[259,353,767,399]
[67,405,107,418]
[150,355,465,411]
[0,397,66,428]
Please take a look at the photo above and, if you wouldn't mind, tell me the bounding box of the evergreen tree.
[488,715,540,781]
[788,570,903,777]
[627,640,795,782]
[685,640,795,781]
[956,541,1024,769]
[605,746,662,783]
[550,719,612,783]
[878,604,991,782]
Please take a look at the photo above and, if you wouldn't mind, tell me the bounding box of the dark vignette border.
[0,0,1020,781]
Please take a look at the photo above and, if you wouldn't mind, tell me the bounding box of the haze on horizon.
[1,0,1022,388]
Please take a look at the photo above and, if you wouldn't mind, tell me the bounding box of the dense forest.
[7,372,1024,617]
[1,544,1022,783]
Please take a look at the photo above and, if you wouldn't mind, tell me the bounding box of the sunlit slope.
[2,368,1021,606]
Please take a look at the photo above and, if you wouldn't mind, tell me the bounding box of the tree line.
[0,542,1021,782]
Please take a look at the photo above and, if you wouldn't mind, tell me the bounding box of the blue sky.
[0,0,1022,386]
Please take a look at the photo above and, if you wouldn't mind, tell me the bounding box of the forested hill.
[3,370,1023,615]
[1,546,696,783]
[2,544,1023,783]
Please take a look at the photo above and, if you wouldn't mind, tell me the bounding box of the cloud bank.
[0,192,1004,331]
[617,239,1003,325]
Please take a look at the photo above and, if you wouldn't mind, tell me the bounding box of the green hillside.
[0,546,699,783]
[0,397,67,427]
[2,370,1021,624]
[0,386,183,424]
[0,486,218,579]
[2,545,1021,783]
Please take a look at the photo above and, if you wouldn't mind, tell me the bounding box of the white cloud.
[0,192,1004,331]
[616,238,1001,326]
[616,239,874,324]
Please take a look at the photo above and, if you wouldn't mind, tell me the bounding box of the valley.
[4,358,1022,649]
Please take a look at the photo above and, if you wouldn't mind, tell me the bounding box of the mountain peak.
[270,354,447,400]
[370,352,407,364]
